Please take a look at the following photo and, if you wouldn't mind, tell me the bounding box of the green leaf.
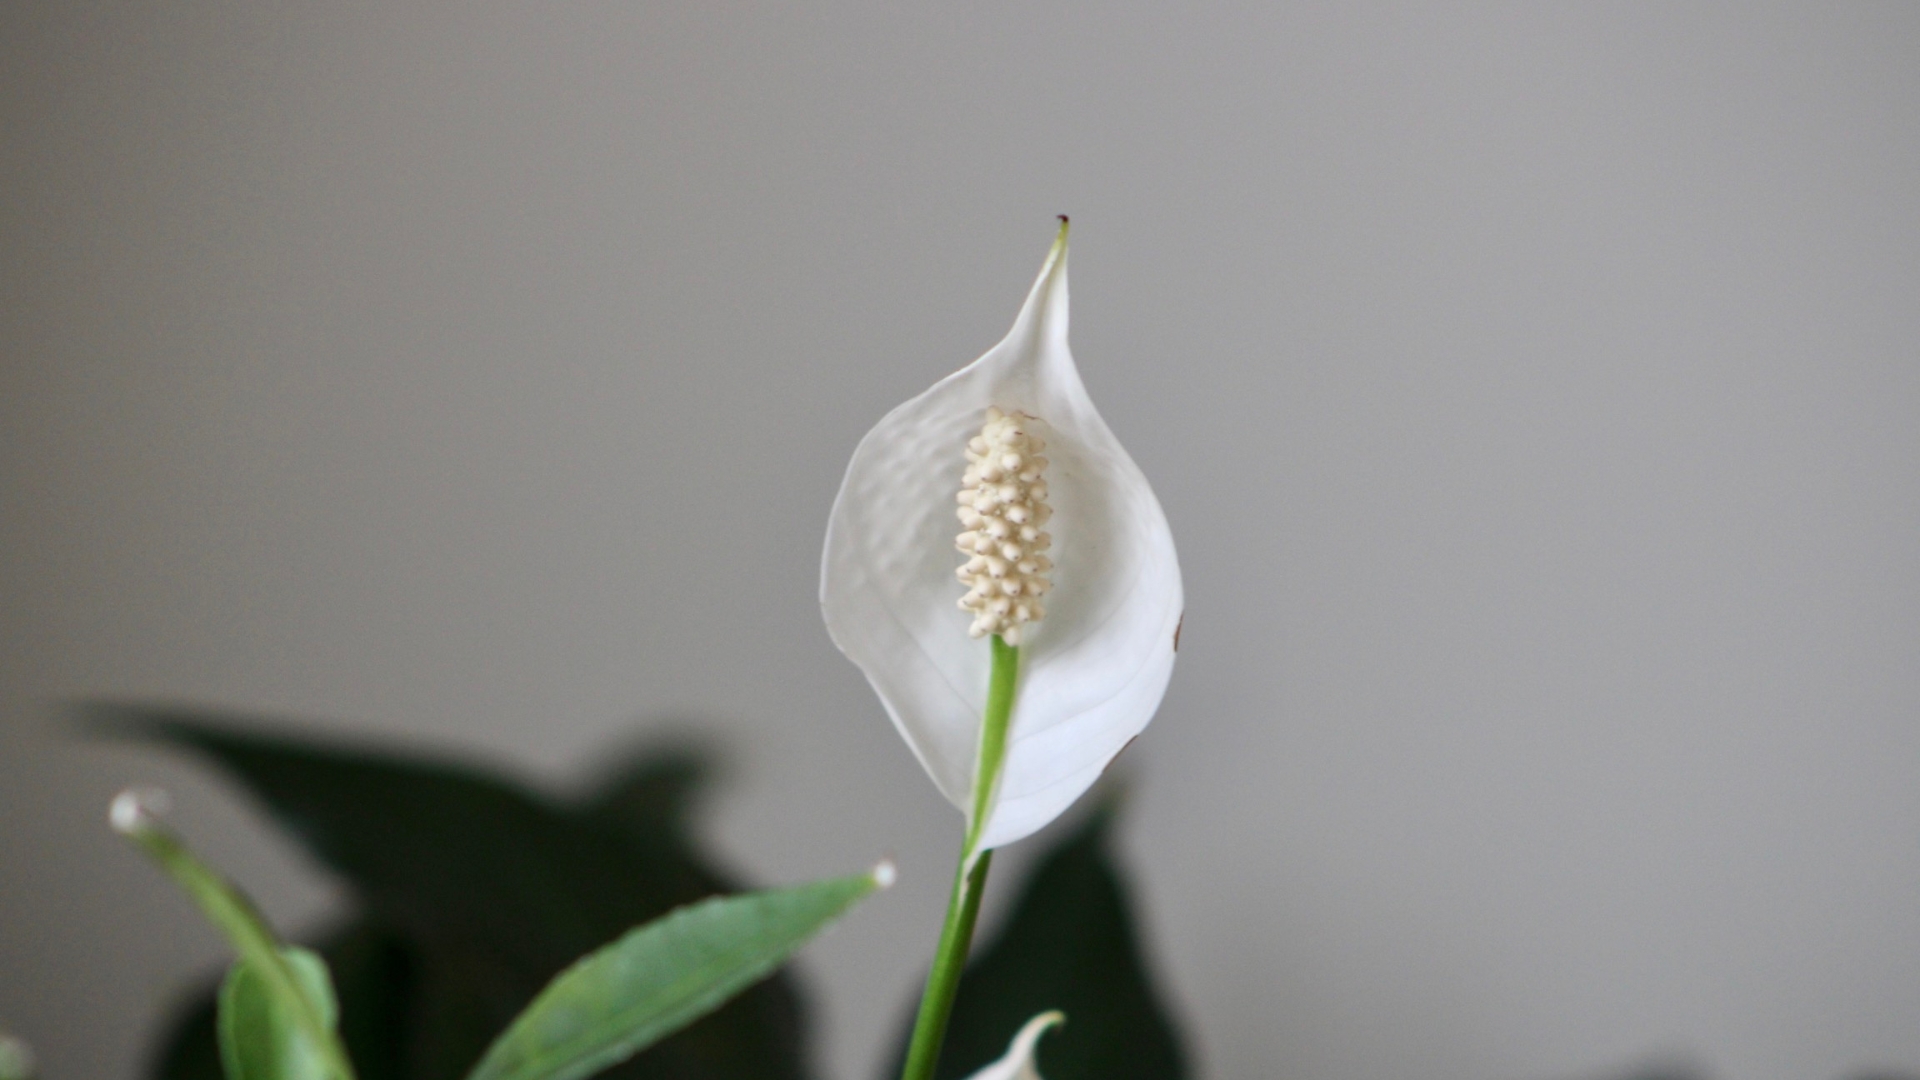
[219,948,341,1080]
[886,801,1188,1080]
[104,707,813,1080]
[151,922,418,1080]
[112,791,359,1080]
[0,1033,35,1080]
[467,870,887,1080]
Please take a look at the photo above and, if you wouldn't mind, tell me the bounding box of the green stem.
[899,847,991,1080]
[967,635,1021,851]
[900,635,1020,1080]
[124,818,359,1080]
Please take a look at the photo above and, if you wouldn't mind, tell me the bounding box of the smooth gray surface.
[4,5,1918,1080]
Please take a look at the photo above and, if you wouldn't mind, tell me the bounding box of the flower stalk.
[900,635,1019,1080]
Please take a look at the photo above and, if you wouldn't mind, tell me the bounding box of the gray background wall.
[4,5,1918,1079]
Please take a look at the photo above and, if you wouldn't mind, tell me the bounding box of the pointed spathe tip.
[962,1011,1067,1080]
[1036,216,1071,289]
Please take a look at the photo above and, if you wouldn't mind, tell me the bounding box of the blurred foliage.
[885,802,1187,1080]
[465,872,881,1080]
[88,704,1917,1080]
[94,707,808,1080]
[0,1033,34,1080]
[215,947,341,1080]
[100,705,1192,1080]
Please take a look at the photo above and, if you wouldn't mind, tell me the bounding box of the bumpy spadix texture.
[955,408,1054,645]
[821,225,1182,850]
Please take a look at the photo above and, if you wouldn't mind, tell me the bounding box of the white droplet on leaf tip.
[871,859,897,889]
[109,787,170,834]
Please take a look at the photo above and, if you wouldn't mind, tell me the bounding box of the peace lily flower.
[821,220,1183,852]
[961,1012,1064,1080]
[825,221,1179,1080]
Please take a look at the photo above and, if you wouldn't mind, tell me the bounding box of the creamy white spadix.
[955,407,1054,645]
[820,225,1182,850]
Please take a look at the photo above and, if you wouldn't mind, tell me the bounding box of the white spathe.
[960,1011,1065,1080]
[820,225,1182,849]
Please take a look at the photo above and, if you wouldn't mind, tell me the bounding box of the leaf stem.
[900,635,1019,1080]
[117,803,359,1080]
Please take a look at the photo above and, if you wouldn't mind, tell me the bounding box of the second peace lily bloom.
[821,220,1183,850]
[960,1012,1064,1080]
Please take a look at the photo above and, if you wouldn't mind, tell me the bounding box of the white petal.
[960,1011,1065,1080]
[821,226,1183,849]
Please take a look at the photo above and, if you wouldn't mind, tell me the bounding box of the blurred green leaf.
[887,802,1187,1080]
[114,792,357,1080]
[219,948,340,1080]
[0,1033,35,1080]
[153,923,418,1080]
[469,871,885,1080]
[95,706,811,1080]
